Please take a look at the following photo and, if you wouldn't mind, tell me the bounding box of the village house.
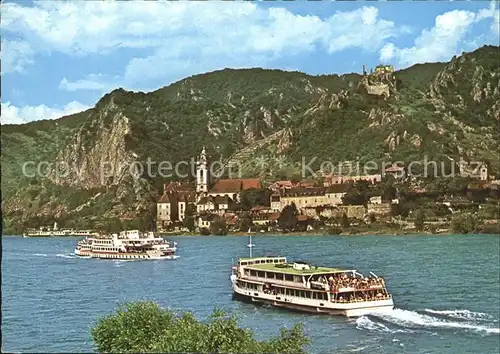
[270,193,281,212]
[323,174,381,186]
[197,195,234,215]
[275,187,331,212]
[198,214,214,230]
[156,189,196,230]
[325,183,351,205]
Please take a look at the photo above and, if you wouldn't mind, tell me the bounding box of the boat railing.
[241,275,306,288]
[331,293,392,303]
[309,281,330,291]
[330,285,385,293]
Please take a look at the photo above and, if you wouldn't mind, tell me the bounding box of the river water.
[2,234,499,353]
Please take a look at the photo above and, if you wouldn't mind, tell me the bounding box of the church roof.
[158,193,172,203]
[209,178,261,193]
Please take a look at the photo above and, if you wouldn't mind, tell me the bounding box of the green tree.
[382,184,397,202]
[238,212,253,232]
[451,212,481,234]
[414,209,426,231]
[91,301,309,353]
[183,203,197,232]
[342,183,369,206]
[240,188,272,210]
[340,213,350,228]
[104,218,122,233]
[278,203,298,231]
[210,217,228,235]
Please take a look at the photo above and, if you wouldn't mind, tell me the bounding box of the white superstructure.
[23,222,99,238]
[74,230,178,260]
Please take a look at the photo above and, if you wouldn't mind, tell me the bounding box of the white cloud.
[2,1,402,85]
[1,101,90,125]
[323,7,398,53]
[1,39,34,74]
[476,1,500,34]
[59,74,117,92]
[379,43,396,63]
[380,2,499,67]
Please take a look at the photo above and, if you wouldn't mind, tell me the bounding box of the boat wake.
[56,253,75,259]
[32,253,47,257]
[356,308,499,335]
[423,309,496,322]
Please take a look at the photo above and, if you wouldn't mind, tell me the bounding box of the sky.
[1,0,499,125]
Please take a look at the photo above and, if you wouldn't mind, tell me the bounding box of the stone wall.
[367,203,392,220]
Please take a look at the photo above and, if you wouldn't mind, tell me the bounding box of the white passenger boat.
[230,237,394,317]
[23,222,99,238]
[74,230,178,260]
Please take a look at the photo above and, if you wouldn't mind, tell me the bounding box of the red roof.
[158,193,171,203]
[384,165,404,173]
[297,180,316,188]
[210,178,261,193]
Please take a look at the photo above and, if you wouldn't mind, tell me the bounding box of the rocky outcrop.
[304,90,349,115]
[367,108,404,127]
[49,99,137,189]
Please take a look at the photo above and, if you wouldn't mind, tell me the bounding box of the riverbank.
[8,225,498,238]
[161,229,466,237]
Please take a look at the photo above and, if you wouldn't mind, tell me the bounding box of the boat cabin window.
[284,274,294,282]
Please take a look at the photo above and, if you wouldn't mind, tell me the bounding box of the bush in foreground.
[91,301,309,353]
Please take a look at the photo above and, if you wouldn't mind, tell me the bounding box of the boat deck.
[244,262,350,275]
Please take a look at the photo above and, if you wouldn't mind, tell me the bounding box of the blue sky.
[2,0,499,124]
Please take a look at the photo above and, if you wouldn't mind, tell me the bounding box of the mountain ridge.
[2,45,499,233]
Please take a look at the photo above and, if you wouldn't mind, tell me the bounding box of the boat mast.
[247,235,255,258]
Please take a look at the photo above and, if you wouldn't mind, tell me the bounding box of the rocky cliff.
[2,45,499,233]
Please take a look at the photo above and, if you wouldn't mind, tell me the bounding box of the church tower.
[196,146,209,194]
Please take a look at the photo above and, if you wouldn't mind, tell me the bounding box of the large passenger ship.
[74,230,178,260]
[230,238,393,317]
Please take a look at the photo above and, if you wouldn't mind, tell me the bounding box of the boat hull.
[231,279,393,317]
[23,234,53,238]
[74,249,177,260]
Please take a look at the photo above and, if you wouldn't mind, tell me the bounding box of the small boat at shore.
[230,236,394,317]
[74,230,178,260]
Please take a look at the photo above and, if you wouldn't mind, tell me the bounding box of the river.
[2,234,499,353]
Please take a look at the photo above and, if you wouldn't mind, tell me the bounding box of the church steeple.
[196,146,209,194]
